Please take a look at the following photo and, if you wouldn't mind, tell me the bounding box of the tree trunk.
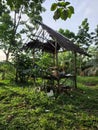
[4,51,10,61]
[6,53,9,61]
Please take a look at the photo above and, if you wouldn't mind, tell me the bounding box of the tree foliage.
[76,18,92,51]
[0,0,75,62]
[0,0,45,61]
[59,28,76,42]
[58,18,98,75]
[14,53,33,83]
[51,0,74,20]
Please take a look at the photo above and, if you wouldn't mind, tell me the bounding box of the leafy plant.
[0,61,15,80]
[13,53,33,83]
[51,1,74,20]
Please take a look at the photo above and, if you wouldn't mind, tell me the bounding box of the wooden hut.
[23,21,90,89]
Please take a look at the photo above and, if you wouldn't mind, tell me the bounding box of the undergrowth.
[0,77,98,130]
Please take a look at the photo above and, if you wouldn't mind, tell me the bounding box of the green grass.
[0,77,98,130]
[77,76,98,85]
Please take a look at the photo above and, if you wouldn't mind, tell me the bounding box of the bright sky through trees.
[41,0,98,32]
[0,50,5,61]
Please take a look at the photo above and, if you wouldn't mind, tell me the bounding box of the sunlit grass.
[0,77,98,130]
[77,76,98,85]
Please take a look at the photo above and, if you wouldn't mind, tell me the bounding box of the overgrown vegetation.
[0,77,98,130]
[0,1,98,129]
[58,18,98,76]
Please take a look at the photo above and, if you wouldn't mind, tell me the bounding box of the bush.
[0,61,15,80]
[14,53,33,83]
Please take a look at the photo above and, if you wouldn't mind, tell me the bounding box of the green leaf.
[57,2,70,7]
[53,8,61,20]
[61,9,68,20]
[51,3,57,11]
[68,6,74,14]
[65,2,70,6]
[57,2,66,7]
[68,9,72,18]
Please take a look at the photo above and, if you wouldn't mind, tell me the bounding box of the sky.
[41,0,98,33]
[0,50,5,61]
[0,0,98,61]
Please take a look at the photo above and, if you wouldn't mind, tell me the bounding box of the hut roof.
[24,39,60,53]
[35,20,90,56]
[24,21,90,56]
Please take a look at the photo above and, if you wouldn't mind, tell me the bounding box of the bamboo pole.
[74,52,77,88]
[54,41,59,86]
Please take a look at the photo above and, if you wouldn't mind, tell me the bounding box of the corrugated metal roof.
[36,20,90,56]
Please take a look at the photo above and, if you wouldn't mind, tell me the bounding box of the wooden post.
[32,49,35,63]
[53,53,55,65]
[55,41,58,67]
[54,41,59,86]
[32,49,36,86]
[74,52,77,88]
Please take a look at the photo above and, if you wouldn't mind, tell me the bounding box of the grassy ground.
[0,77,98,130]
